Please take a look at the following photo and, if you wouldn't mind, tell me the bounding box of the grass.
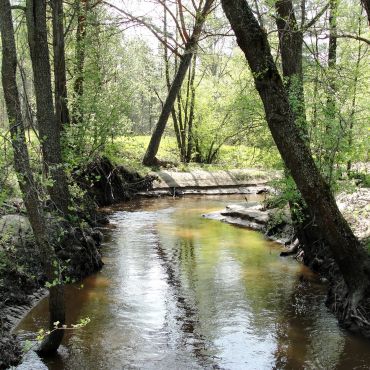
[105,135,283,175]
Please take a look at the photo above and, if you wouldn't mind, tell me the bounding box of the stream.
[16,195,370,369]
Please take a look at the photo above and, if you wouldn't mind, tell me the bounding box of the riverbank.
[0,204,104,369]
[203,187,370,247]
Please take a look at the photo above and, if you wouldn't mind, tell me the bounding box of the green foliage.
[266,208,287,234]
[0,131,19,204]
[265,175,306,224]
[44,259,75,288]
[65,8,133,167]
[0,250,10,275]
[348,172,370,188]
[36,317,91,343]
[187,48,277,164]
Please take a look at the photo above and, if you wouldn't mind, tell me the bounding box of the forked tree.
[142,0,215,166]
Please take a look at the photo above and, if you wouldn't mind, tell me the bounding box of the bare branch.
[303,3,329,30]
[102,1,184,57]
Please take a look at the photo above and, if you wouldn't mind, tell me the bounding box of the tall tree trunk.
[143,0,214,166]
[347,19,363,175]
[275,0,307,134]
[275,0,318,250]
[221,0,370,310]
[186,53,197,163]
[51,0,70,129]
[325,0,338,184]
[72,0,89,124]
[26,0,70,216]
[0,0,65,355]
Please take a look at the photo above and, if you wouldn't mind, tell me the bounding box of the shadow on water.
[16,196,370,369]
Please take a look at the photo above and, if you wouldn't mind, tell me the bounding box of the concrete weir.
[138,168,281,196]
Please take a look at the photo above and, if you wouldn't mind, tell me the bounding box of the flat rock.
[221,204,269,225]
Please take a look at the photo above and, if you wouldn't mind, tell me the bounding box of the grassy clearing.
[105,135,283,174]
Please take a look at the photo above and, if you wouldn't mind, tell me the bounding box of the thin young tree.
[72,0,89,124]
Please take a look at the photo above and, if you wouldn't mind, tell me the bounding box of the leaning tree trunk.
[221,0,370,313]
[362,0,370,25]
[142,0,214,166]
[26,0,70,216]
[51,0,70,129]
[0,0,65,355]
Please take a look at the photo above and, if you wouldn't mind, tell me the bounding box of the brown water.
[17,196,370,369]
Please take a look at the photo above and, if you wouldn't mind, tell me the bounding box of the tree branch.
[303,3,329,30]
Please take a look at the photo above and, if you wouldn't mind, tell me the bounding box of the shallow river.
[17,196,370,369]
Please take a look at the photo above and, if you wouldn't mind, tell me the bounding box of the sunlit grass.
[105,135,282,174]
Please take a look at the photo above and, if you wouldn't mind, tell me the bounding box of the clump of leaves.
[348,171,370,188]
[36,317,91,342]
[265,176,301,209]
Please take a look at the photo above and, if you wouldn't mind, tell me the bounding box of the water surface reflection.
[17,196,370,369]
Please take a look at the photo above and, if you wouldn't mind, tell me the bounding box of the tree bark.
[51,0,70,129]
[362,0,370,25]
[142,0,214,166]
[221,0,370,301]
[163,0,183,155]
[275,0,306,133]
[0,0,65,355]
[275,0,318,251]
[325,0,338,184]
[26,0,70,216]
[72,0,89,124]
